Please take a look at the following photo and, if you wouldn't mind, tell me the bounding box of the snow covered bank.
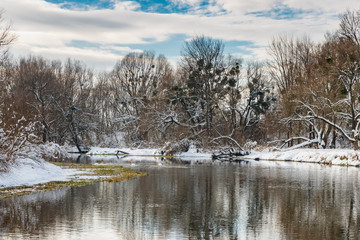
[87,147,159,156]
[174,145,212,161]
[0,142,80,189]
[87,146,213,162]
[0,157,80,188]
[86,146,360,167]
[246,149,360,166]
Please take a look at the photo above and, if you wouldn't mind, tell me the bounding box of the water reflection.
[1,160,360,239]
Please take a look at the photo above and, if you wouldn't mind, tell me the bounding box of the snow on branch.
[210,130,244,151]
[162,112,206,129]
[285,139,319,151]
[279,137,318,150]
[297,100,356,142]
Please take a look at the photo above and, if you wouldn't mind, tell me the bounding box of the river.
[0,157,360,239]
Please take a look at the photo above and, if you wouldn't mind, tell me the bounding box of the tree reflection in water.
[0,161,360,239]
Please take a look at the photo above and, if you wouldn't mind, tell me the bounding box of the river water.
[1,158,360,239]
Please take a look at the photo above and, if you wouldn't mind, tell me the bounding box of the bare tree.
[0,10,16,63]
[269,34,314,94]
[12,56,61,142]
[271,10,360,150]
[53,59,95,152]
[339,9,360,47]
[0,10,25,164]
[110,51,173,146]
[268,35,317,147]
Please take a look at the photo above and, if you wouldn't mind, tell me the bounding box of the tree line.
[1,9,360,159]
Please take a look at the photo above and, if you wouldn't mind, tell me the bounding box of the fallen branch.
[116,150,129,155]
[210,135,244,150]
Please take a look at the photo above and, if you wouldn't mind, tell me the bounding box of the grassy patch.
[0,163,147,199]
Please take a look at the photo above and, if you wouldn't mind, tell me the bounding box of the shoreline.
[246,149,360,167]
[1,146,360,198]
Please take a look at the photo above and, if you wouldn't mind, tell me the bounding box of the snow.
[246,148,360,166]
[88,146,213,162]
[87,147,159,156]
[176,146,212,161]
[0,157,80,188]
[0,142,83,189]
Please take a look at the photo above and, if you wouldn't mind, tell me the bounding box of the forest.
[1,9,360,161]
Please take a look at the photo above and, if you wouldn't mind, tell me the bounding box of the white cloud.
[283,0,360,12]
[217,0,360,14]
[113,1,140,11]
[1,0,359,70]
[106,45,143,53]
[170,0,203,6]
[11,39,122,71]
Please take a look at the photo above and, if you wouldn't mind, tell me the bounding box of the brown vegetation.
[2,9,360,157]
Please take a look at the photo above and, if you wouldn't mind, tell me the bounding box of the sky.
[1,0,360,71]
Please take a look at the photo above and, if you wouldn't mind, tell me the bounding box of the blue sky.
[2,0,360,70]
[45,0,221,14]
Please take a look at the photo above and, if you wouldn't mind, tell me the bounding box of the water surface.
[1,159,360,239]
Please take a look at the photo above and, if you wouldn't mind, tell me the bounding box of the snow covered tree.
[268,35,320,148]
[237,62,275,141]
[90,71,115,140]
[268,10,360,150]
[0,11,34,166]
[171,35,232,143]
[182,36,226,136]
[110,51,173,146]
[164,36,275,147]
[52,59,95,152]
[293,11,360,150]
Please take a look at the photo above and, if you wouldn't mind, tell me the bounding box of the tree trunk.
[353,140,359,150]
[288,122,293,147]
[331,129,336,149]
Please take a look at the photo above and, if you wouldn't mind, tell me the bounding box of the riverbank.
[246,149,360,166]
[0,160,146,198]
[1,145,360,194]
[85,146,360,166]
[87,146,213,161]
[0,143,147,197]
[0,142,77,189]
[0,157,81,189]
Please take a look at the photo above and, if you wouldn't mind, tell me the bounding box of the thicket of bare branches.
[267,10,360,150]
[3,9,360,154]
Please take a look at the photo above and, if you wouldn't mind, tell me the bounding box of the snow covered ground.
[0,142,83,189]
[0,157,82,188]
[87,147,159,156]
[246,149,360,166]
[88,146,213,161]
[174,145,212,161]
